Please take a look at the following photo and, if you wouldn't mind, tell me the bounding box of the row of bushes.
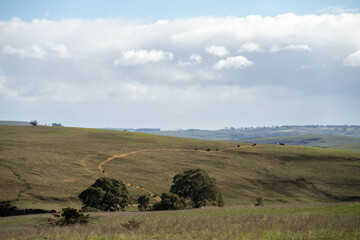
[137,169,224,211]
[78,169,224,212]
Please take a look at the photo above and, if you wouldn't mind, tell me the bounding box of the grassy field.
[0,125,360,210]
[0,202,359,239]
[239,134,360,153]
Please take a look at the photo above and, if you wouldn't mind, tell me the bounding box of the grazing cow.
[206,148,211,151]
[102,170,105,173]
[216,148,219,151]
[277,143,285,145]
[194,148,197,150]
[252,143,256,146]
[237,145,240,147]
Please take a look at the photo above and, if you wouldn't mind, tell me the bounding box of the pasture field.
[0,202,359,239]
[0,125,360,210]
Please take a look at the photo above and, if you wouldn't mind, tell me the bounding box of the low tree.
[78,178,130,211]
[170,169,224,208]
[255,196,264,206]
[152,193,187,211]
[50,207,89,225]
[137,194,150,211]
[29,120,38,126]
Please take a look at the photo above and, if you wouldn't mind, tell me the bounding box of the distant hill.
[0,125,359,211]
[239,135,360,153]
[136,126,360,152]
[0,120,32,126]
[137,125,360,140]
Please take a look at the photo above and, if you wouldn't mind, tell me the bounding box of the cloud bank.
[0,14,359,128]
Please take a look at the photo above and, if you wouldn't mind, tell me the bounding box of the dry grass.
[0,202,359,239]
[1,126,360,210]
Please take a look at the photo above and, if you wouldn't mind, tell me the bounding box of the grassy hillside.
[1,202,359,239]
[239,135,360,153]
[0,126,359,210]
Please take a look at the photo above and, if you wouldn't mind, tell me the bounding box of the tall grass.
[1,202,359,239]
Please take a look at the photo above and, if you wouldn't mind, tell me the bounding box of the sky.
[0,1,360,129]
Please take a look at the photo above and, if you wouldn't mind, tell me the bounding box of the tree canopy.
[170,169,224,208]
[78,178,130,211]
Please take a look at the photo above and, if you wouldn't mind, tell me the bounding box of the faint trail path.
[97,146,248,173]
[96,145,251,202]
[0,163,31,202]
[80,154,96,174]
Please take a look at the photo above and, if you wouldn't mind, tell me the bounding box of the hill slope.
[0,126,359,210]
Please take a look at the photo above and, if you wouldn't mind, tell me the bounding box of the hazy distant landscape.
[122,125,360,153]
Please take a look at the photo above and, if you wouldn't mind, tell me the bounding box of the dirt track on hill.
[97,146,243,174]
[95,146,247,201]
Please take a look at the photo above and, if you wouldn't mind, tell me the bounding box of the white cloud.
[189,54,202,63]
[343,50,360,67]
[284,44,312,51]
[48,43,70,58]
[315,6,360,14]
[2,45,47,59]
[114,49,174,66]
[214,56,253,70]
[0,76,19,98]
[205,45,229,57]
[177,53,202,66]
[238,42,262,53]
[270,44,312,52]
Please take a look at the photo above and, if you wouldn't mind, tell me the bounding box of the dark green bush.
[170,169,224,208]
[51,207,89,225]
[152,193,187,211]
[78,178,130,211]
[137,194,150,211]
[255,196,264,206]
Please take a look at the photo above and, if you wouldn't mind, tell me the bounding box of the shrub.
[78,178,130,211]
[81,206,101,212]
[29,120,38,126]
[121,218,143,230]
[170,169,224,208]
[50,207,89,225]
[137,194,150,211]
[152,193,187,211]
[255,196,264,206]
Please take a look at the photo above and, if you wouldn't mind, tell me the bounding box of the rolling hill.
[138,125,360,140]
[0,125,359,211]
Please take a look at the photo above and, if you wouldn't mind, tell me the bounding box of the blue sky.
[1,0,359,20]
[0,1,359,129]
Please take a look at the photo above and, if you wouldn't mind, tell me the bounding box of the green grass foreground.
[0,202,359,240]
